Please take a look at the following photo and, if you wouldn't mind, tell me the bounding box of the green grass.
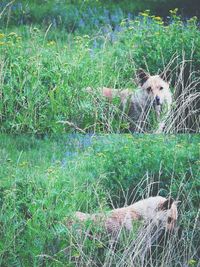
[0,10,200,133]
[0,134,199,266]
[0,2,199,266]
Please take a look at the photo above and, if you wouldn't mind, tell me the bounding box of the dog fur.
[87,69,172,132]
[73,196,178,235]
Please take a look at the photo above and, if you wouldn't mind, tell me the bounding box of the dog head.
[137,69,172,116]
[156,197,179,231]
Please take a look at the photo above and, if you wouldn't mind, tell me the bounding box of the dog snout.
[155,96,160,105]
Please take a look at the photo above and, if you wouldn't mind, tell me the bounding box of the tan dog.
[86,69,172,132]
[73,196,178,235]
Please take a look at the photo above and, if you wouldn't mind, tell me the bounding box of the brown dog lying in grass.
[71,196,178,236]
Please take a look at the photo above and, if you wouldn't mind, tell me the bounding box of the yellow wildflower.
[140,12,148,17]
[154,16,162,21]
[19,161,28,167]
[47,40,56,46]
[0,33,5,38]
[140,9,150,16]
[169,8,178,15]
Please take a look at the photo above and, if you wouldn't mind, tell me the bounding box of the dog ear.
[160,70,171,83]
[137,69,149,85]
[158,197,174,211]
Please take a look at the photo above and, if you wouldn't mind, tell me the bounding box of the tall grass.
[0,9,199,134]
[66,192,199,267]
[0,2,199,266]
[164,55,200,133]
[0,134,199,266]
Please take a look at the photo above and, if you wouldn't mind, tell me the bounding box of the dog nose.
[155,96,160,105]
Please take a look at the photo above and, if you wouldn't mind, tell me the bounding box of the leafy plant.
[0,134,199,266]
[0,10,199,133]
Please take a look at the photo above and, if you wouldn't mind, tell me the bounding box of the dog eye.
[160,86,164,90]
[167,217,173,223]
[147,87,151,92]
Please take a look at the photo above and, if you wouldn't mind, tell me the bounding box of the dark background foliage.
[0,0,200,29]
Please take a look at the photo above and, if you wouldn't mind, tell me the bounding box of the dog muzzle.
[153,96,162,117]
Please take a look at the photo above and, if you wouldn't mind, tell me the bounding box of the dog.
[73,196,178,236]
[86,69,172,132]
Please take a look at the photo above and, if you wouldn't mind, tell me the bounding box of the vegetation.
[0,0,199,29]
[0,134,199,266]
[0,1,199,266]
[0,7,199,133]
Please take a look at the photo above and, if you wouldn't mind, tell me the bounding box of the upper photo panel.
[0,0,199,134]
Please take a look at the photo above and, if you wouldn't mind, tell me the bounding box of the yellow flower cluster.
[138,10,166,26]
[140,12,148,17]
[0,31,22,47]
[154,16,162,21]
[139,10,150,17]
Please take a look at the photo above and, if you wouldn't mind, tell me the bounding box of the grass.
[0,3,199,266]
[0,134,199,266]
[0,9,200,133]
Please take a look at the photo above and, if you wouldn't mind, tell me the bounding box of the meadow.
[0,3,199,134]
[0,134,199,266]
[0,1,200,266]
